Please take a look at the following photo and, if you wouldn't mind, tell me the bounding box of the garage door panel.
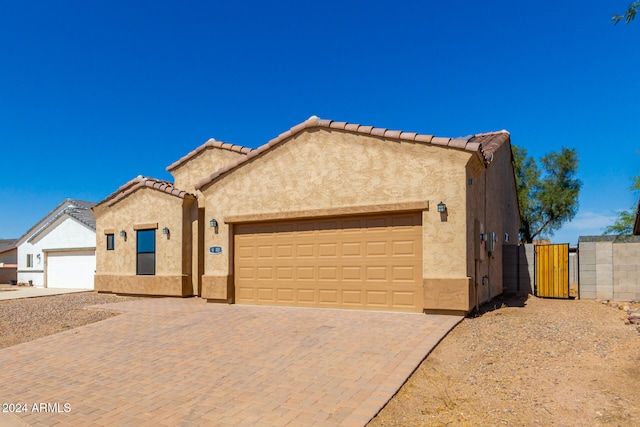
[297,289,316,303]
[237,287,255,300]
[257,267,274,280]
[366,266,388,281]
[392,266,419,282]
[318,267,338,280]
[366,291,388,306]
[366,241,387,256]
[341,266,362,281]
[341,242,362,257]
[234,212,423,312]
[392,291,417,307]
[392,240,416,256]
[318,243,338,257]
[277,288,294,301]
[276,267,293,280]
[296,244,315,258]
[276,245,293,258]
[319,289,338,303]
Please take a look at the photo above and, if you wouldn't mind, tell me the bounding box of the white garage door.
[46,251,95,289]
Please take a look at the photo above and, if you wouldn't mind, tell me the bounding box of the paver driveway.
[0,297,462,426]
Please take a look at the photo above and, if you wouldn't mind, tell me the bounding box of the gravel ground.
[0,292,140,348]
[369,294,640,426]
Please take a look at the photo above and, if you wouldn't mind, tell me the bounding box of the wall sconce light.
[162,227,170,240]
[119,230,126,238]
[36,254,41,262]
[209,219,218,227]
[437,201,447,213]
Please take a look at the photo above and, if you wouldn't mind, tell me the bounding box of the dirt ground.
[369,294,640,426]
[1,291,639,426]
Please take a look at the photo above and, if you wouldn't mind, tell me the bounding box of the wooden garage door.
[234,212,423,312]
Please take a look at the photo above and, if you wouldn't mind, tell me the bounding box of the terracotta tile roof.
[96,176,195,208]
[166,138,254,172]
[194,116,510,191]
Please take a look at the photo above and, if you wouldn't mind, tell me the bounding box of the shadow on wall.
[502,244,534,296]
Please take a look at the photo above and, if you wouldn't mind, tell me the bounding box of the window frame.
[26,254,33,268]
[106,234,115,251]
[136,229,156,275]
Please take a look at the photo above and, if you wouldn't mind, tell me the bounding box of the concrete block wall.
[578,241,596,299]
[612,242,640,301]
[578,236,640,302]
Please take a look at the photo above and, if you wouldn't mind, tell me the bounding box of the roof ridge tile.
[102,176,194,207]
[166,138,254,172]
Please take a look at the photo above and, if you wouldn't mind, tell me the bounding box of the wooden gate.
[535,244,570,299]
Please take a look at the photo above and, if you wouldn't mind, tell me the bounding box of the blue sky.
[0,1,638,245]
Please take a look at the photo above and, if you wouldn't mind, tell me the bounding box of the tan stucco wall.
[199,129,474,308]
[93,188,196,297]
[169,147,247,194]
[465,141,521,308]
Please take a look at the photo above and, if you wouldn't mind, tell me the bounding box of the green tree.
[513,146,582,243]
[602,176,640,235]
[613,1,639,24]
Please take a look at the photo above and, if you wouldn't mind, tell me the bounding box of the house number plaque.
[209,246,222,254]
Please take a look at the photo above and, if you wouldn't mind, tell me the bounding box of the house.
[0,239,18,284]
[17,199,97,289]
[94,116,520,314]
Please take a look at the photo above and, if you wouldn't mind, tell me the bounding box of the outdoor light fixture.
[209,219,218,227]
[437,201,447,213]
[162,227,169,234]
[119,230,126,237]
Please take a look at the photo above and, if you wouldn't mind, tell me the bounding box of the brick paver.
[0,298,461,426]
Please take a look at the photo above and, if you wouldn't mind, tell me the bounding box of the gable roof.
[0,239,18,254]
[17,199,97,245]
[96,175,195,208]
[166,138,254,172]
[194,116,510,191]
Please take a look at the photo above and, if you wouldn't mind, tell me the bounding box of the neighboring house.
[94,116,520,314]
[17,199,97,289]
[0,239,18,284]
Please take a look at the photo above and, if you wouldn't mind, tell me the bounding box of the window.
[136,229,155,275]
[26,254,33,268]
[106,234,115,250]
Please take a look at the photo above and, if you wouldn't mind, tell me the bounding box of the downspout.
[485,160,490,300]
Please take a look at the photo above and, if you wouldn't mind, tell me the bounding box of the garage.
[46,251,95,289]
[234,212,423,312]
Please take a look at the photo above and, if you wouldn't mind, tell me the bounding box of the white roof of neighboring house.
[17,199,97,245]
